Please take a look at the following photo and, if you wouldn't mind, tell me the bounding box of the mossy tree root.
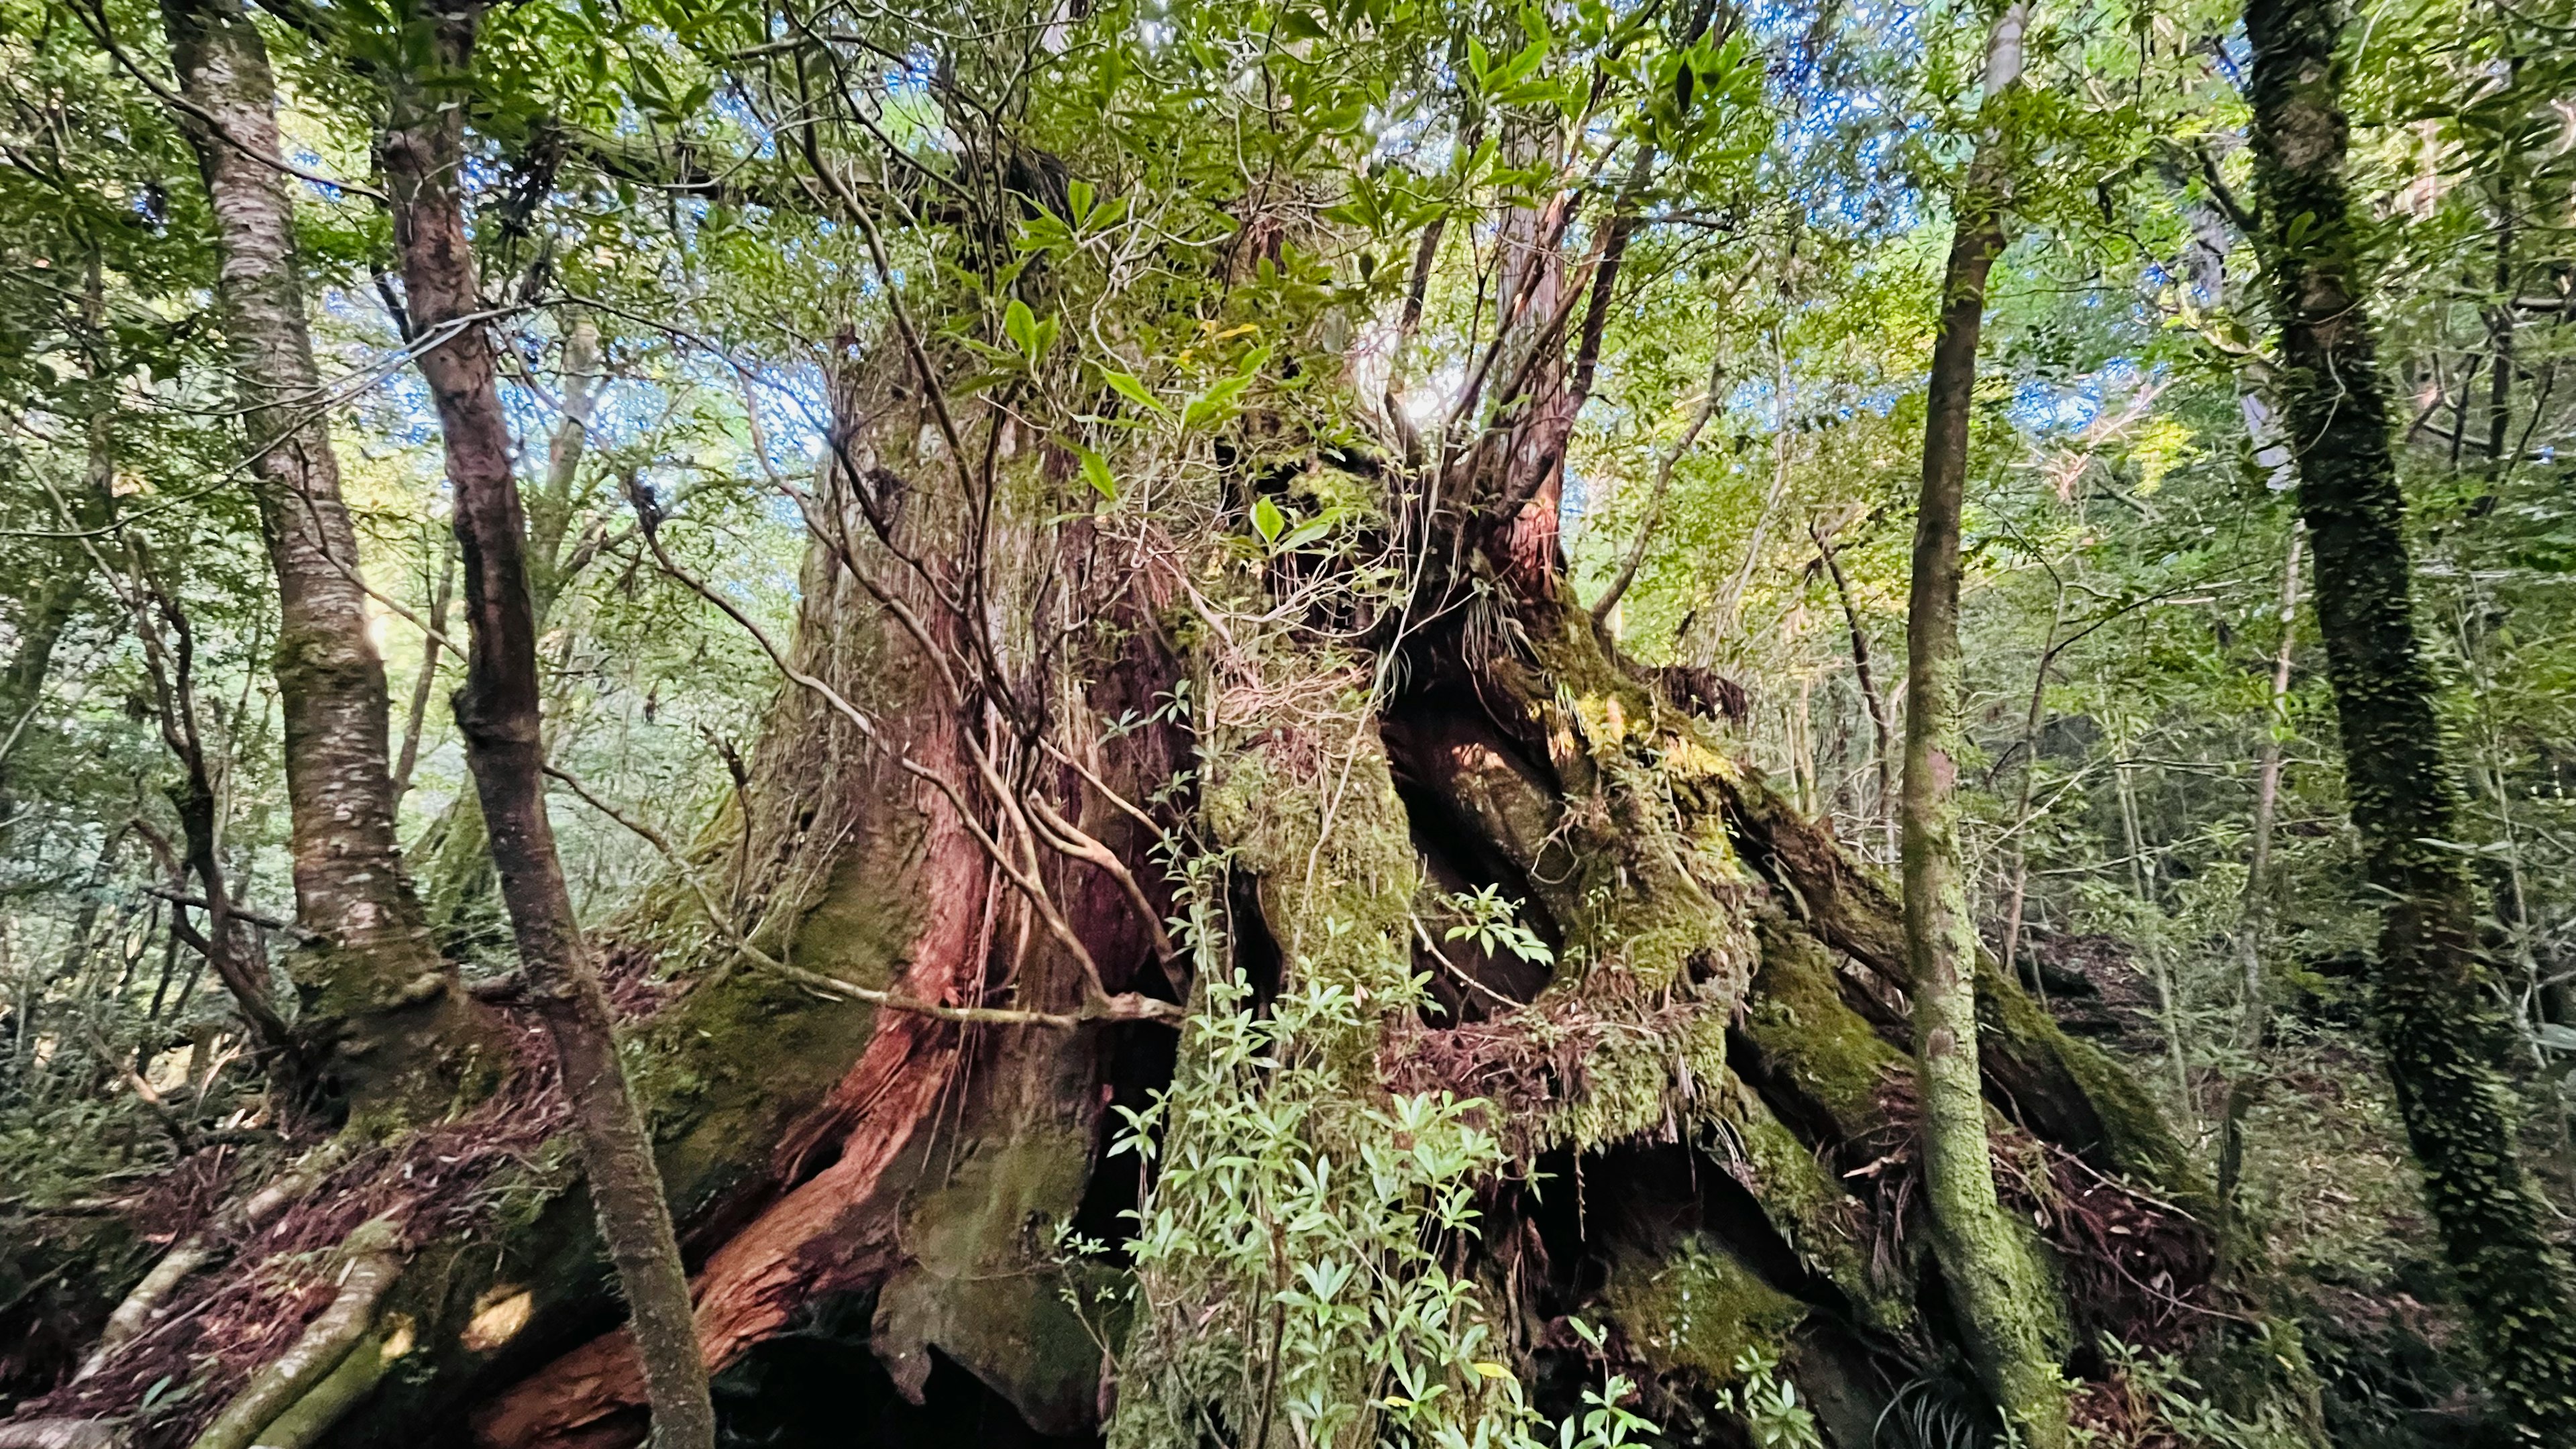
[238,1325,409,1449]
[75,1142,348,1383]
[184,1221,402,1449]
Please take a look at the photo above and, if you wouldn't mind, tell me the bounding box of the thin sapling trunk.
[1900,4,2070,1442]
[377,5,716,1446]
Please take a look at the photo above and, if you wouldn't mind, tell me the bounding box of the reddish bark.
[464,453,1182,1447]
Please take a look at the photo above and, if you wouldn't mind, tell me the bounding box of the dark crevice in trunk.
[1379,689,1570,1014]
[710,1291,1098,1449]
[1065,1020,1180,1263]
[1226,867,1285,1013]
[1496,1143,1912,1444]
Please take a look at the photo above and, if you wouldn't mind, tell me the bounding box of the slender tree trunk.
[527,313,602,624]
[376,6,714,1446]
[0,558,87,845]
[2220,525,2302,1214]
[413,315,603,936]
[2485,188,2515,475]
[1701,344,1794,656]
[120,564,292,1054]
[2246,0,2576,1434]
[3,260,112,849]
[1813,521,1895,860]
[1996,585,2067,984]
[2113,733,2195,1134]
[158,0,487,1120]
[1593,348,1727,628]
[390,535,453,805]
[1900,5,2068,1442]
[2235,524,2300,1058]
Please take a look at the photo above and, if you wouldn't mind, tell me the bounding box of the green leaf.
[1078,447,1119,502]
[1277,517,1334,550]
[1253,495,1285,544]
[1104,370,1169,417]
[1004,299,1040,360]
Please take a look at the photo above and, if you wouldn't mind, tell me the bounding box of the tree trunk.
[2246,0,2576,1434]
[1900,5,2070,1444]
[390,536,454,805]
[376,5,714,1446]
[1813,519,1895,860]
[2234,523,2300,1057]
[0,548,87,847]
[38,52,2275,1449]
[158,0,491,1122]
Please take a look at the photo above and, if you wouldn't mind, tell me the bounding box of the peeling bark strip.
[376,5,714,1447]
[158,0,484,1118]
[2245,0,2576,1434]
[1901,5,2069,1444]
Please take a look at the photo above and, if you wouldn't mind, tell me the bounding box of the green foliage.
[1100,934,1525,1448]
[2090,1339,2313,1449]
[3,0,2569,1432]
[1440,885,1557,968]
[1095,876,1660,1449]
[1733,1346,1824,1449]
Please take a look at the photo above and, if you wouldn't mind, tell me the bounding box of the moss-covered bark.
[1896,6,2070,1439]
[2246,0,2576,1434]
[158,0,496,1120]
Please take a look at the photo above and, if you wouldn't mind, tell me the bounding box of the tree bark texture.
[376,5,714,1446]
[1900,6,2070,1444]
[32,72,2269,1449]
[412,331,2215,1449]
[158,0,489,1121]
[2245,0,2576,1435]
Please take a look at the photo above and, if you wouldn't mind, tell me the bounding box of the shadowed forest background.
[4,0,2576,1446]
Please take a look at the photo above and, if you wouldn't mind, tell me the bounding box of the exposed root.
[182,1219,402,1449]
[74,1143,349,1383]
[21,1018,568,1446]
[0,1421,127,1449]
[237,1320,411,1449]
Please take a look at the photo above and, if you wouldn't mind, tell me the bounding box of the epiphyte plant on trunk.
[2245,0,2576,1436]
